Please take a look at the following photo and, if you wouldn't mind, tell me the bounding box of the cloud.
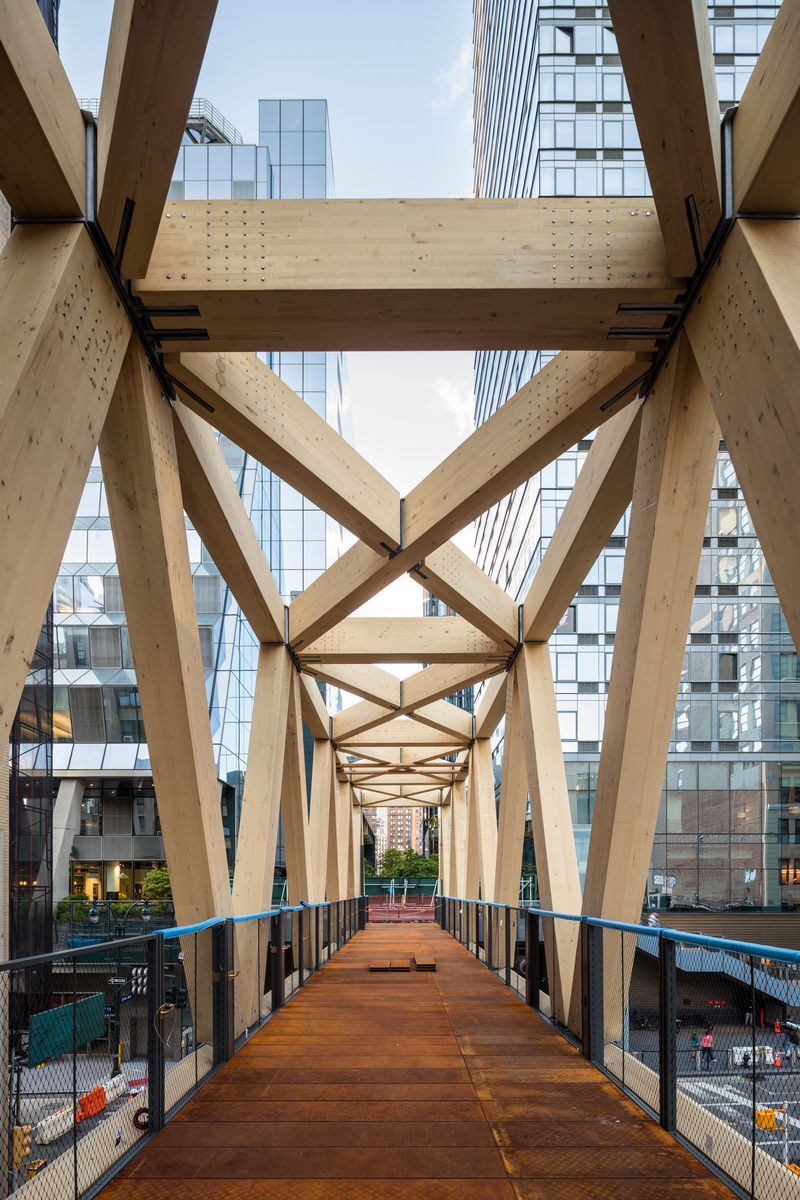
[432,43,472,113]
[431,375,475,441]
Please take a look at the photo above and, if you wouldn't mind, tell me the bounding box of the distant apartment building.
[386,807,424,857]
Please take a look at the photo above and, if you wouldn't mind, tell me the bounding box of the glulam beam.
[0,0,85,217]
[308,739,335,903]
[402,661,503,713]
[170,351,401,553]
[337,720,465,749]
[330,661,498,741]
[327,780,351,901]
[449,781,468,898]
[290,351,645,648]
[231,646,292,915]
[136,198,682,351]
[0,226,129,745]
[299,673,330,740]
[493,672,529,908]
[411,542,518,647]
[303,663,402,709]
[97,0,217,276]
[582,334,719,927]
[516,643,582,1026]
[100,339,231,923]
[299,616,510,664]
[733,1,800,213]
[412,699,473,741]
[465,739,498,901]
[687,219,800,656]
[173,401,284,644]
[609,0,721,275]
[522,401,642,642]
[474,671,509,739]
[282,672,312,905]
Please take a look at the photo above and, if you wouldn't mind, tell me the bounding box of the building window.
[719,652,738,682]
[102,686,145,742]
[89,626,122,669]
[70,687,105,741]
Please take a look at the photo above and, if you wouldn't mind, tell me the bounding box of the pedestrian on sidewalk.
[701,1027,714,1071]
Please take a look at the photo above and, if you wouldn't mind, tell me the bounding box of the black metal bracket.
[11,112,209,409]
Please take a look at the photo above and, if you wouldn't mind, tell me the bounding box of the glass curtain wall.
[472,0,792,910]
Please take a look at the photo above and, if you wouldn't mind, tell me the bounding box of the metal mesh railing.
[0,896,367,1198]
[438,894,800,1198]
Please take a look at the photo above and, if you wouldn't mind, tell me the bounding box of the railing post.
[659,934,676,1133]
[298,907,305,988]
[525,909,540,1010]
[487,905,494,971]
[315,906,321,970]
[582,921,603,1065]
[359,894,367,930]
[270,912,285,1010]
[146,934,165,1132]
[213,921,234,1064]
[504,906,511,986]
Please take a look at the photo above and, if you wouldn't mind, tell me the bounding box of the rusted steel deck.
[99,924,733,1199]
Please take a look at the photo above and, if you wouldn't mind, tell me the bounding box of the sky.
[59,0,478,625]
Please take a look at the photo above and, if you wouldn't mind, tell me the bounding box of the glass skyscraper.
[45,98,346,905]
[472,1,796,913]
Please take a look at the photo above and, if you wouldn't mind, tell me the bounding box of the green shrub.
[54,894,91,922]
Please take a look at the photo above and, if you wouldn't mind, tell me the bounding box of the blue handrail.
[230,909,281,923]
[439,895,800,965]
[159,917,225,939]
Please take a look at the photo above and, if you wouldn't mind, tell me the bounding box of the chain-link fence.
[0,896,367,1199]
[437,894,800,1198]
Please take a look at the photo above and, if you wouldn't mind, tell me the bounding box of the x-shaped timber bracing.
[2,0,800,1009]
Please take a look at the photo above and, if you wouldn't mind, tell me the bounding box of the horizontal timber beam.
[299,616,511,664]
[336,719,465,748]
[135,198,682,352]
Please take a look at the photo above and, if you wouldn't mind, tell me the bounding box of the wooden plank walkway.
[99,924,733,1199]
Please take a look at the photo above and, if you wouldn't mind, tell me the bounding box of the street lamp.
[88,905,100,926]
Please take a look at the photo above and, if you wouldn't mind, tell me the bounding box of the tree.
[141,866,171,901]
[378,847,406,878]
[378,847,439,877]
